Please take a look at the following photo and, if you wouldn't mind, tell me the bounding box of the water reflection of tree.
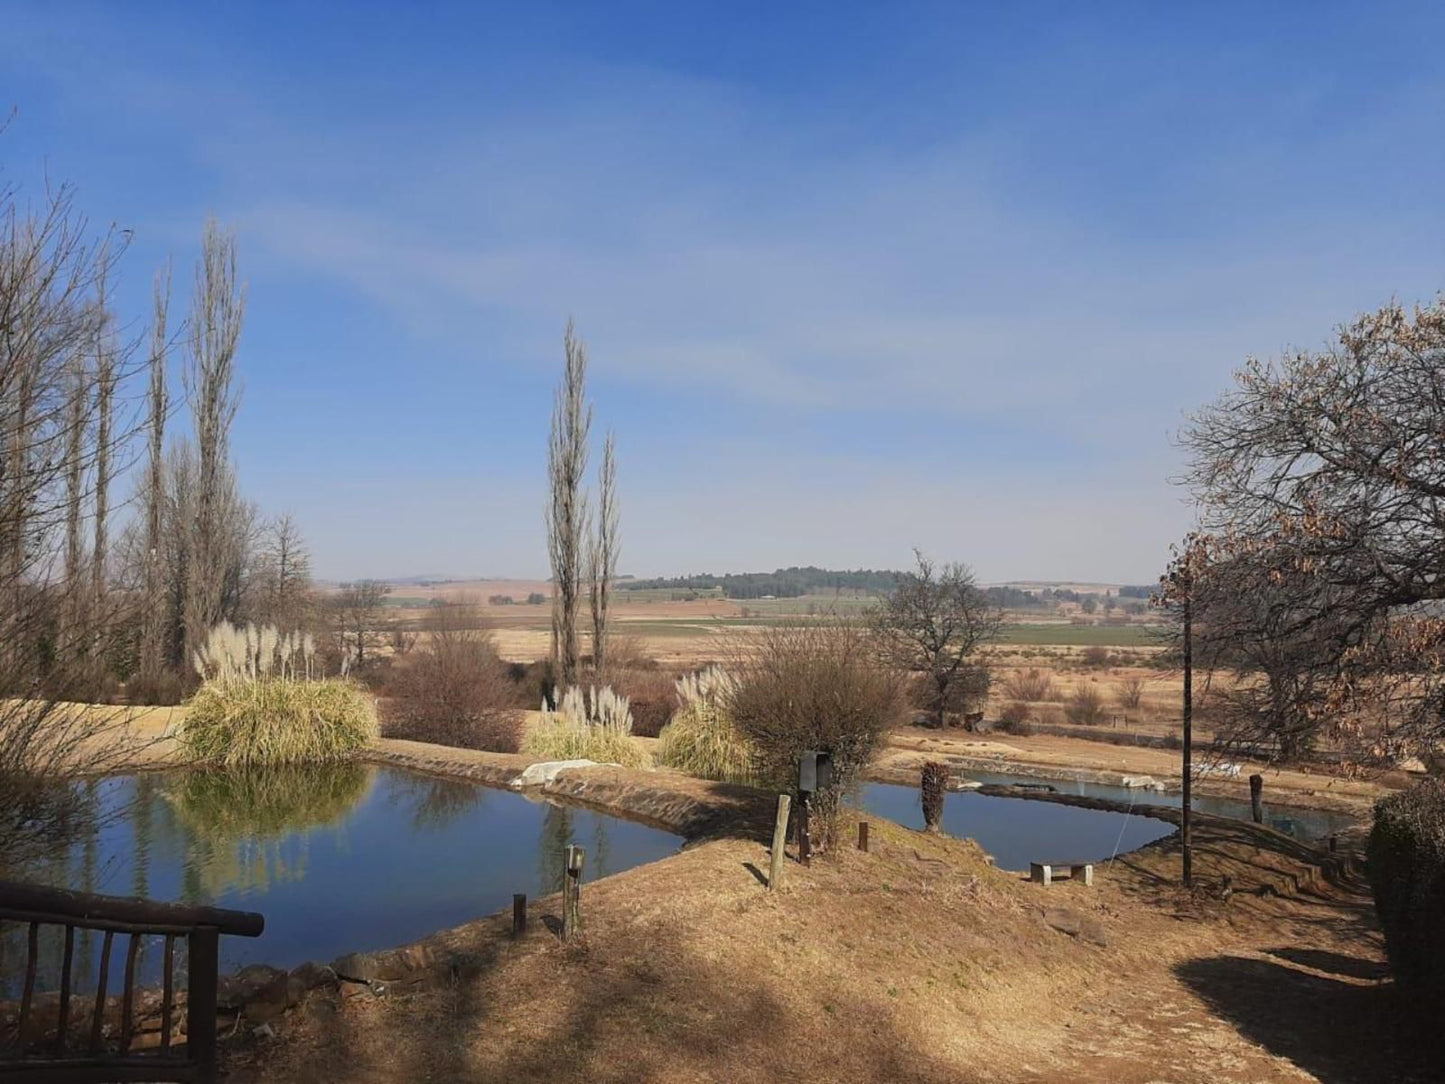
[385,773,487,832]
[537,802,573,895]
[163,764,374,900]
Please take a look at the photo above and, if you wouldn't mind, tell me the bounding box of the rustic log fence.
[0,879,263,1084]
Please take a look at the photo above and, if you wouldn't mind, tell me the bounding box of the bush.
[182,677,378,768]
[1064,684,1106,726]
[613,669,680,738]
[522,685,651,768]
[1081,645,1112,668]
[1002,667,1058,702]
[1368,780,1445,1013]
[728,620,907,847]
[1114,676,1146,711]
[658,666,755,784]
[998,701,1035,736]
[382,617,521,752]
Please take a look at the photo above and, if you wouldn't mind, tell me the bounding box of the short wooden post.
[797,794,812,867]
[512,893,527,937]
[857,821,869,853]
[1249,773,1264,824]
[768,794,791,890]
[562,845,585,941]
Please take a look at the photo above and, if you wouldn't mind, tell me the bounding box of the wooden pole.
[1249,774,1264,824]
[563,845,585,941]
[797,795,812,867]
[512,893,527,937]
[768,794,791,890]
[857,821,869,853]
[1182,590,1193,888]
[187,925,219,1082]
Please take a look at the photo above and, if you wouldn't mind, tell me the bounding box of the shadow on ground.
[1176,954,1432,1084]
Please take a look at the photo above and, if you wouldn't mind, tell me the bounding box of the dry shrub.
[382,609,521,753]
[921,761,947,831]
[1064,684,1106,726]
[1115,676,1146,711]
[998,701,1035,736]
[1080,645,1112,668]
[182,678,377,768]
[612,668,680,738]
[1002,667,1058,702]
[728,619,907,846]
[523,685,651,768]
[658,666,755,784]
[1368,781,1445,1017]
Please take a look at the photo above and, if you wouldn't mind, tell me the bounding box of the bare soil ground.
[222,814,1430,1084]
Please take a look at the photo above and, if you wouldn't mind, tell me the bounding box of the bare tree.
[254,512,313,631]
[181,219,244,666]
[588,430,618,678]
[138,264,170,687]
[0,173,143,868]
[62,345,88,639]
[1183,297,1445,761]
[546,318,591,688]
[873,551,1002,727]
[331,579,391,671]
[89,266,116,611]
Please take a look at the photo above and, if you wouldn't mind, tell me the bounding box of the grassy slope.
[226,813,1419,1083]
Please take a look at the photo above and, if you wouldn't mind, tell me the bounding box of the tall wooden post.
[1249,774,1264,824]
[768,794,791,890]
[563,845,585,941]
[1182,590,1193,888]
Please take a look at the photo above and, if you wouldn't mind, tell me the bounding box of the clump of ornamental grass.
[658,665,756,785]
[181,621,376,768]
[522,685,651,769]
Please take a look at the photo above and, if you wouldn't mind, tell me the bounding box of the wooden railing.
[0,880,264,1083]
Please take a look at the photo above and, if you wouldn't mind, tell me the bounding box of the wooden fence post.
[563,845,585,941]
[513,893,527,937]
[797,795,812,867]
[187,925,219,1083]
[768,794,791,890]
[1249,774,1264,824]
[857,821,869,853]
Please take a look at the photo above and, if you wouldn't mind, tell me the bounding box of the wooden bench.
[1029,861,1093,887]
[1,878,264,1083]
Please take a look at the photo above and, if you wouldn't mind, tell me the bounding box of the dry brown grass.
[222,805,1423,1084]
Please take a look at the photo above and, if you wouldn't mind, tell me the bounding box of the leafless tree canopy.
[589,430,619,678]
[546,318,591,688]
[330,579,391,670]
[873,551,1002,727]
[1183,298,1445,760]
[182,218,245,666]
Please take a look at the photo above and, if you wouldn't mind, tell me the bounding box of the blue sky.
[4,2,1442,582]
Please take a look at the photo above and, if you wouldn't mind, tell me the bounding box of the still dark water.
[1,765,679,995]
[854,782,1175,871]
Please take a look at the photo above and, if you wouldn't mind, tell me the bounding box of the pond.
[1,765,680,996]
[961,770,1359,840]
[854,782,1175,871]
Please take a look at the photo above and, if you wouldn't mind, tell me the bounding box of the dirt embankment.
[878,728,1396,818]
[222,807,1427,1084]
[367,738,775,841]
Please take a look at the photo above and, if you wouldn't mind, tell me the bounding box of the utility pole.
[1181,575,1193,888]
